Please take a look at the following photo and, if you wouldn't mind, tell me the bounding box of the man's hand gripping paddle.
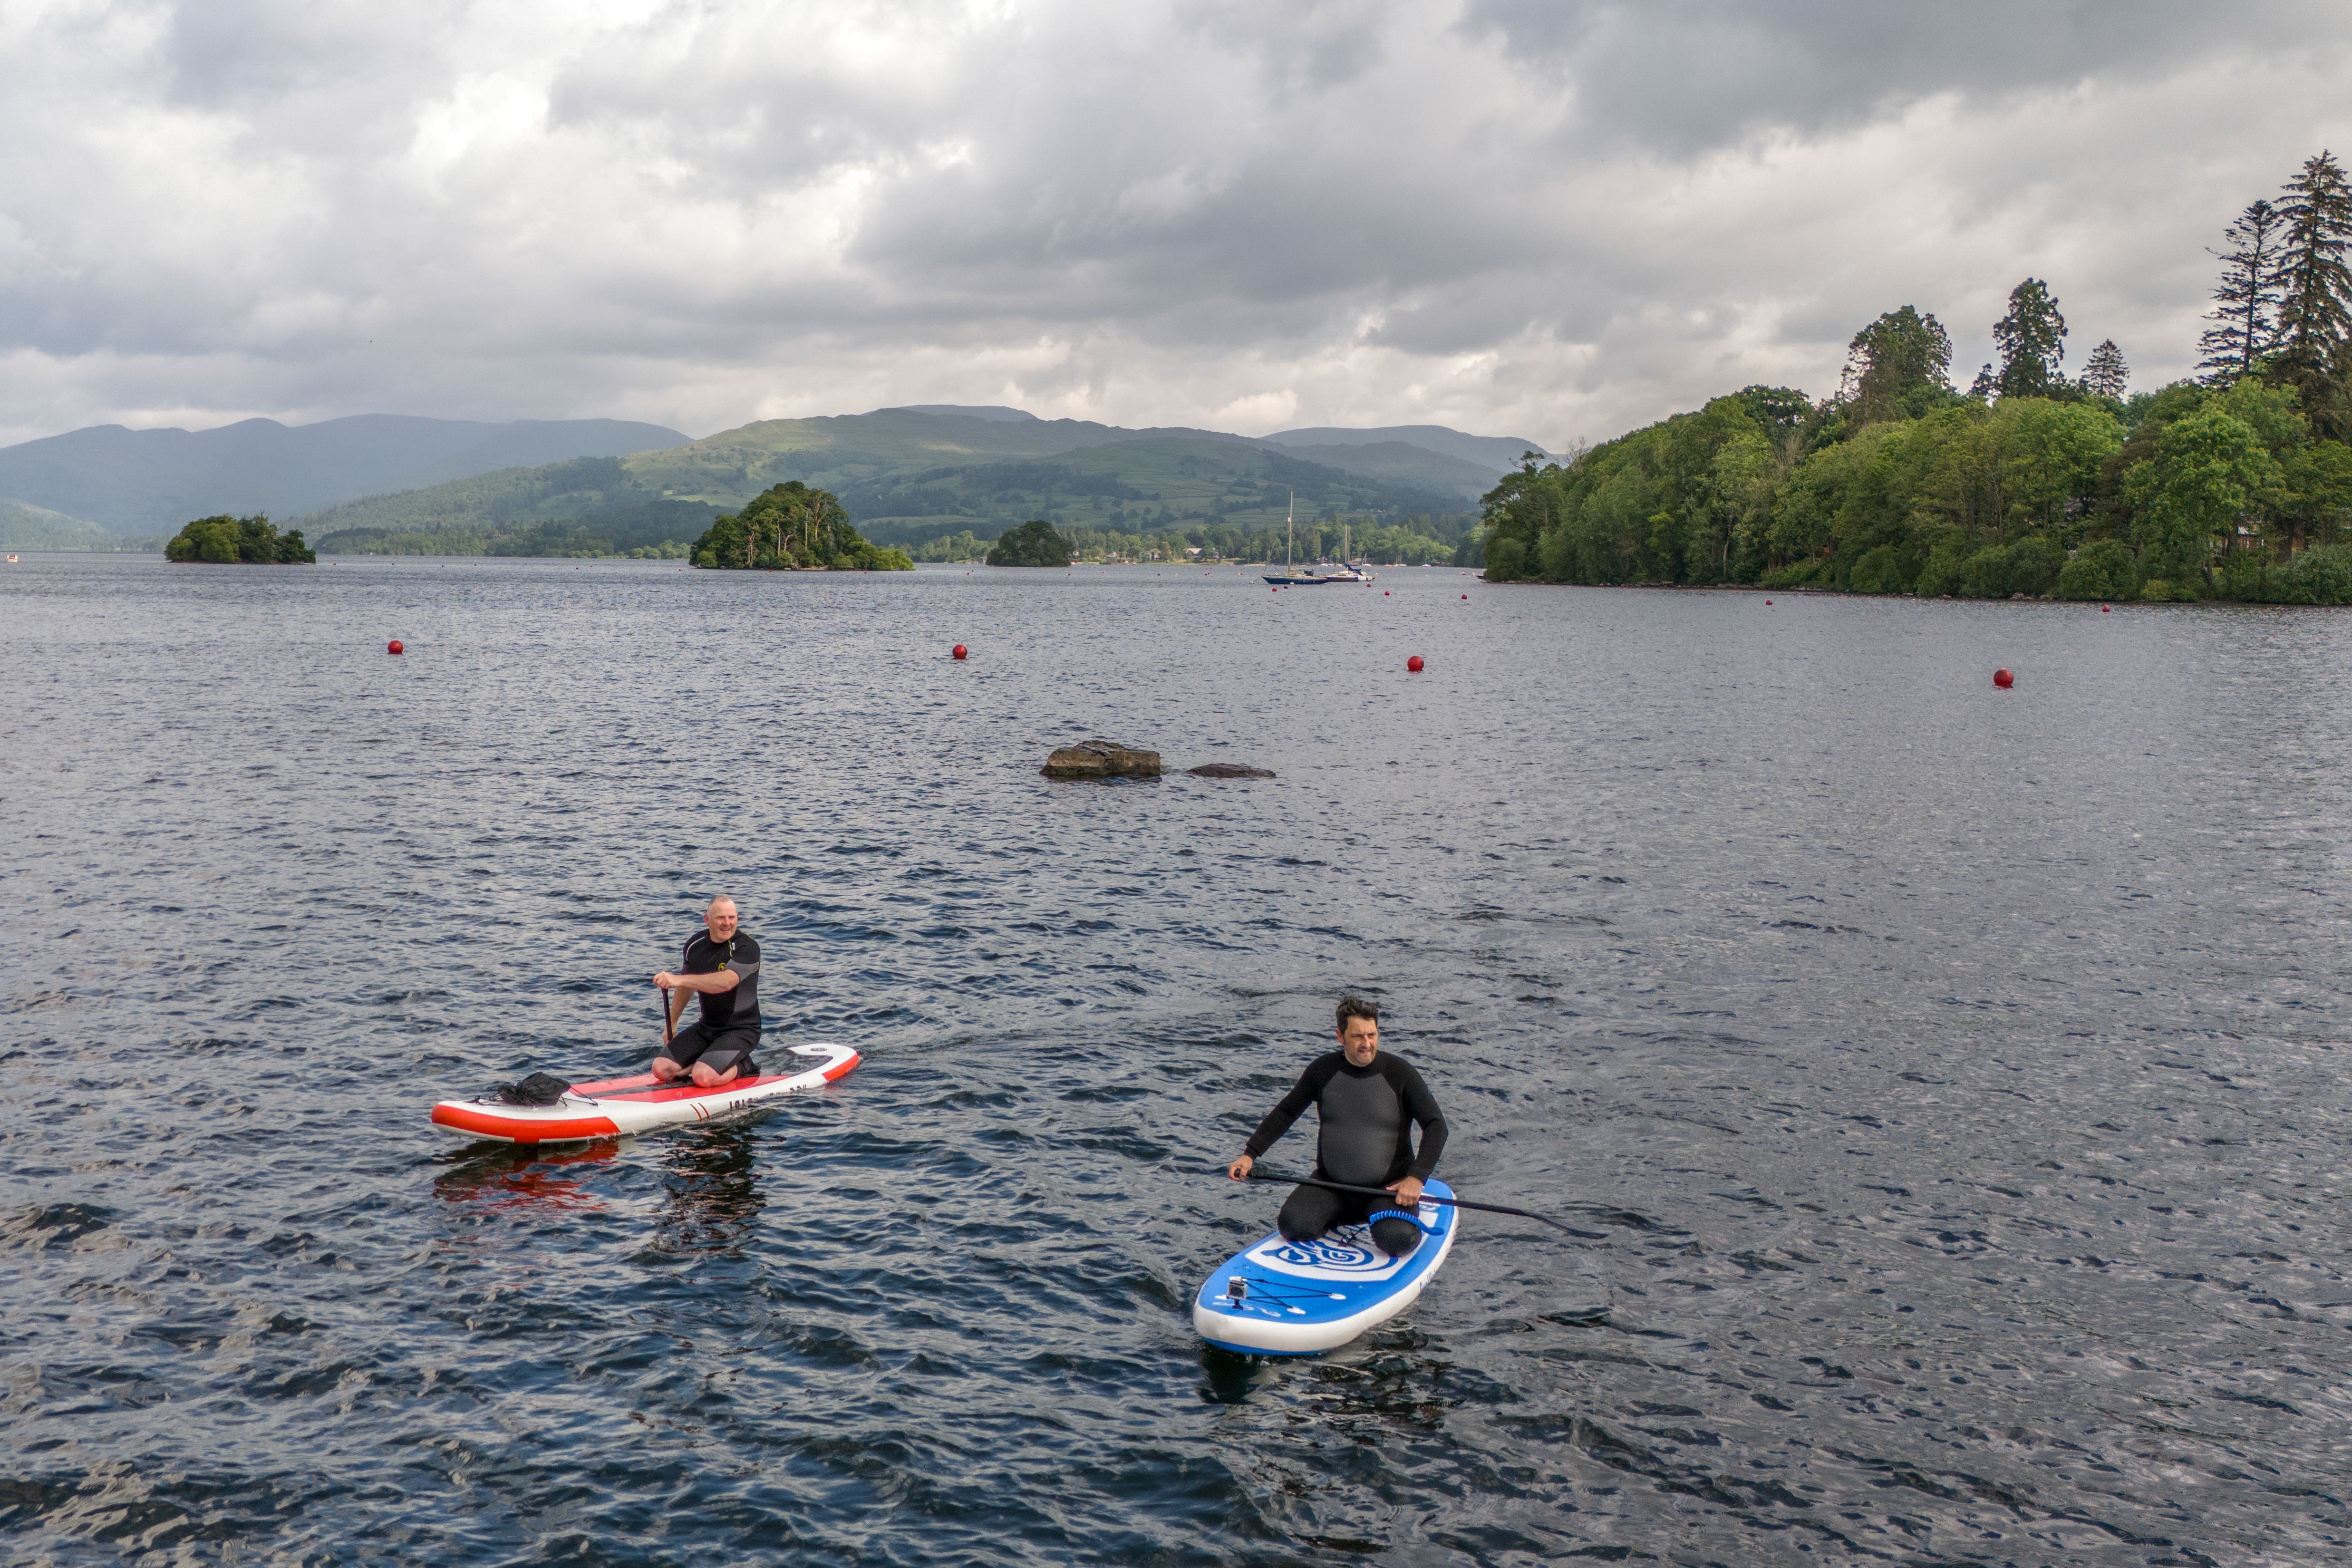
[1225,1165,1605,1240]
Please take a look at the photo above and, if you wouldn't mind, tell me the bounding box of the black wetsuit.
[661,930,762,1076]
[1243,1051,1447,1257]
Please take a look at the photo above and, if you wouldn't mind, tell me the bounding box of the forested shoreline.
[909,512,1471,564]
[1479,152,2352,603]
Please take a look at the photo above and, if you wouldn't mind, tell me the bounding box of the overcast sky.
[2,0,2345,450]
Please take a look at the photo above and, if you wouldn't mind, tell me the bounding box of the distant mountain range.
[0,415,691,533]
[0,406,1547,554]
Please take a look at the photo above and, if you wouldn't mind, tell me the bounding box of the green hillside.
[298,456,650,541]
[307,410,1469,556]
[308,414,1156,552]
[0,415,688,533]
[0,497,125,550]
[839,436,1462,546]
[625,409,1146,503]
[1254,438,1504,497]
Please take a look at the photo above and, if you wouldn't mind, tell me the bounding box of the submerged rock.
[1187,763,1275,779]
[1042,739,1162,780]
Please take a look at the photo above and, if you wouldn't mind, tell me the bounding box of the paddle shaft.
[659,983,673,1046]
[1234,1167,1603,1239]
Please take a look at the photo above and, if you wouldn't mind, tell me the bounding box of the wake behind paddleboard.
[1193,1179,1458,1355]
[430,1041,859,1145]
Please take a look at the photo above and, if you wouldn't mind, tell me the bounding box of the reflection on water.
[428,1123,765,1258]
[648,1124,765,1258]
[1197,1346,1265,1405]
[432,1140,618,1216]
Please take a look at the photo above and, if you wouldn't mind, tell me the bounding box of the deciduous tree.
[1837,307,1954,425]
[2124,407,2280,589]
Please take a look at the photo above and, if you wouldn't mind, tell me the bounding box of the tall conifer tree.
[2197,199,2286,384]
[1993,279,2067,398]
[2272,150,2352,434]
[2081,339,2129,398]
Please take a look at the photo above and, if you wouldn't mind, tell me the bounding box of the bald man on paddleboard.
[652,896,763,1088]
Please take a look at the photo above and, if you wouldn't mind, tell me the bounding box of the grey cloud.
[1462,0,2346,154]
[165,0,448,107]
[1173,0,1393,91]
[0,0,2345,453]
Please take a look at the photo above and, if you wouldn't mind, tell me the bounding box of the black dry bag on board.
[493,1072,573,1106]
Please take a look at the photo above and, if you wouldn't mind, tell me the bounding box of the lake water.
[4,553,2348,1567]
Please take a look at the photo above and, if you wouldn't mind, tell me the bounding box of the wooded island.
[165,514,315,564]
[690,483,912,571]
[985,519,1074,566]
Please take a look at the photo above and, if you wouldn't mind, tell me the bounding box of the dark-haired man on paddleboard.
[1227,996,1446,1258]
[651,896,763,1088]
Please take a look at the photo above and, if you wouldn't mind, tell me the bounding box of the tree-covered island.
[690,482,912,570]
[1479,150,2352,604]
[165,514,315,564]
[986,518,1074,566]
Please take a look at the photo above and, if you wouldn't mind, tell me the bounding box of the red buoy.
[1994,668,2014,688]
[1407,655,1424,672]
[1384,590,1390,596]
[2101,604,2110,613]
[1765,600,1773,607]
[387,639,404,655]
[951,644,967,660]
[1461,593,1468,600]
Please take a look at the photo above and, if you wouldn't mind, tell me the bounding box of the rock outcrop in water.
[1038,743,1276,780]
[1041,740,1161,780]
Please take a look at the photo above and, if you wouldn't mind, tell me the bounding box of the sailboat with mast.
[1261,493,1375,586]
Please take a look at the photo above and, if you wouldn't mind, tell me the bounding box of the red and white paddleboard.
[430,1041,860,1145]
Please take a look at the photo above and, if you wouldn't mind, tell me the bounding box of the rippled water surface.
[5,553,2351,1566]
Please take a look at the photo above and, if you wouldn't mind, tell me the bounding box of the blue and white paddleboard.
[1193,1180,1458,1355]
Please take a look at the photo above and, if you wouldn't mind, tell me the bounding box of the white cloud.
[0,0,2345,450]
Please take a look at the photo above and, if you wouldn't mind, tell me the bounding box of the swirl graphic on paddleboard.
[1250,1229,1408,1278]
[1268,1239,1379,1270]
